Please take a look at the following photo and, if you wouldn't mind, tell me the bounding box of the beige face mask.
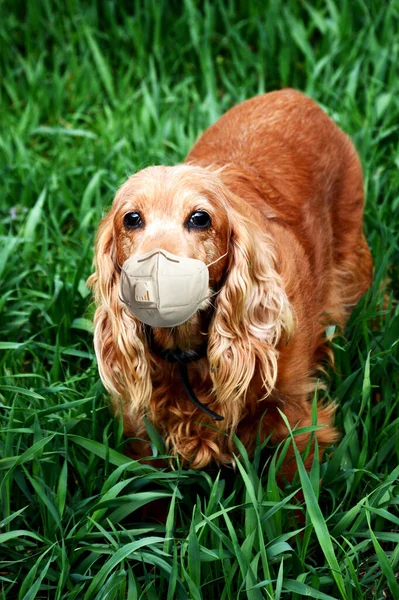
[119,248,227,328]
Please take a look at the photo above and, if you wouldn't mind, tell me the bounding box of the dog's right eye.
[123,212,143,229]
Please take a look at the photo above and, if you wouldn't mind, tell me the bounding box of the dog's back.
[187,89,373,315]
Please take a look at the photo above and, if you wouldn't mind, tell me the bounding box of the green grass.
[1,0,399,598]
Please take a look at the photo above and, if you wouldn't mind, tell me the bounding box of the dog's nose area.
[136,236,189,260]
[119,244,210,329]
[137,246,183,258]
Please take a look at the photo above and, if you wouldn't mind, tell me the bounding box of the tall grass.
[1,1,398,598]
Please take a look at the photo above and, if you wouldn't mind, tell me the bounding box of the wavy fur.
[89,90,373,472]
[88,212,152,423]
[208,195,294,431]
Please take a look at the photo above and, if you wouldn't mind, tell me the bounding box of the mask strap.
[179,363,224,421]
[206,251,228,268]
[197,250,228,306]
[204,288,221,302]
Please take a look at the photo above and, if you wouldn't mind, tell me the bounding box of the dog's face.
[112,165,230,301]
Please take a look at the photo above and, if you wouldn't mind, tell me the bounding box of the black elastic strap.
[178,362,224,421]
[146,326,224,421]
[146,326,208,363]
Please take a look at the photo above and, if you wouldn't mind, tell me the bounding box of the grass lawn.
[1,1,399,598]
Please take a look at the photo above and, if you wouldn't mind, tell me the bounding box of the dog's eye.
[187,211,212,230]
[123,211,143,229]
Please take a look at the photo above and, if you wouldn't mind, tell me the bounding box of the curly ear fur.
[87,212,152,422]
[208,200,295,430]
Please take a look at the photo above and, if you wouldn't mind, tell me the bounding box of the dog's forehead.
[117,165,216,215]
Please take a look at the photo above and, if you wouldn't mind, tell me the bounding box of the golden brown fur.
[88,89,373,473]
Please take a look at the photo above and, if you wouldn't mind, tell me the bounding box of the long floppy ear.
[208,202,294,429]
[87,211,152,421]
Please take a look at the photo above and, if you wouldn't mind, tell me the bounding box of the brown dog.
[88,89,373,473]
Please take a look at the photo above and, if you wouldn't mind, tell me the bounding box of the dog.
[88,89,373,475]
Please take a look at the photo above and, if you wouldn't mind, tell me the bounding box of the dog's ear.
[87,211,152,420]
[208,201,294,429]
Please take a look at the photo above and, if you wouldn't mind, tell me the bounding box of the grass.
[1,0,399,598]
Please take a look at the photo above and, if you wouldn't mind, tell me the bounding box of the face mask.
[119,248,227,328]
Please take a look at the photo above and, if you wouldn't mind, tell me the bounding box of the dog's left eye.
[187,211,212,230]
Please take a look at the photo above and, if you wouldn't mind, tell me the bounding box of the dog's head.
[88,164,293,428]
